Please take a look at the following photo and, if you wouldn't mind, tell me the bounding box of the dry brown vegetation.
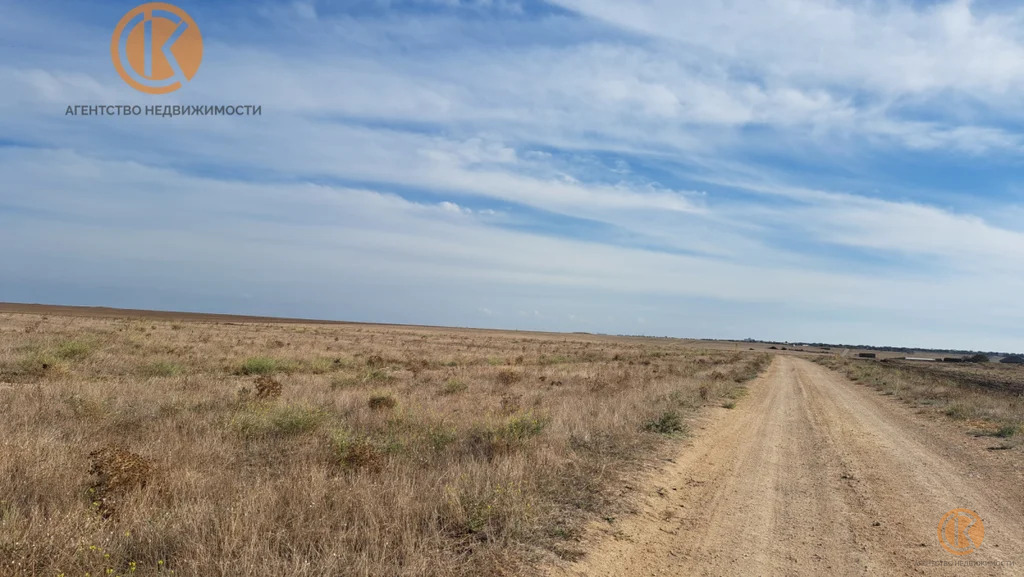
[0,312,769,577]
[814,356,1024,448]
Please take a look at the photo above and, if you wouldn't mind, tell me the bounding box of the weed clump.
[88,445,154,518]
[496,369,521,386]
[254,375,283,400]
[331,432,386,472]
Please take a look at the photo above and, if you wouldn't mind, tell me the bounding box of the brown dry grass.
[813,356,1024,446]
[0,312,770,577]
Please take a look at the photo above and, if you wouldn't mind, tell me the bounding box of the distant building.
[905,357,937,362]
[857,353,876,358]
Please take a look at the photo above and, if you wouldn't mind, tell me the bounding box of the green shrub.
[504,414,546,440]
[54,339,93,360]
[644,410,686,435]
[237,357,286,375]
[944,403,974,420]
[139,361,183,377]
[466,414,547,458]
[330,431,386,471]
[426,425,459,451]
[441,379,468,395]
[233,405,323,439]
[993,424,1019,438]
[307,357,337,374]
[15,351,62,377]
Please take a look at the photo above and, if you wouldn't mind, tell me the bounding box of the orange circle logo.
[111,3,202,94]
[938,508,984,555]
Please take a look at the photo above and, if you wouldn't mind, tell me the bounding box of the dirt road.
[555,356,1024,576]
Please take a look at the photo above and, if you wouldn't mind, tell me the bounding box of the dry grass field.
[813,356,1024,447]
[0,311,769,577]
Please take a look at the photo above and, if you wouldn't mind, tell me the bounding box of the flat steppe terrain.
[1,304,1021,576]
[0,305,767,576]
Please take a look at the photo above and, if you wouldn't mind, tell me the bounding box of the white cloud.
[1,1,1023,350]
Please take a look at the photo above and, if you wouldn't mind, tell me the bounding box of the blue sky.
[1,0,1023,351]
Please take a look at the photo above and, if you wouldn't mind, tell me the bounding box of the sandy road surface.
[555,356,1024,576]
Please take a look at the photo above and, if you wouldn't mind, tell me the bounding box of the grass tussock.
[0,311,772,577]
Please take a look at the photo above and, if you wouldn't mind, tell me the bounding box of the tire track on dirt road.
[552,356,1024,576]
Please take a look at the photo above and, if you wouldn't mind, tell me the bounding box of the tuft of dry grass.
[0,311,771,576]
